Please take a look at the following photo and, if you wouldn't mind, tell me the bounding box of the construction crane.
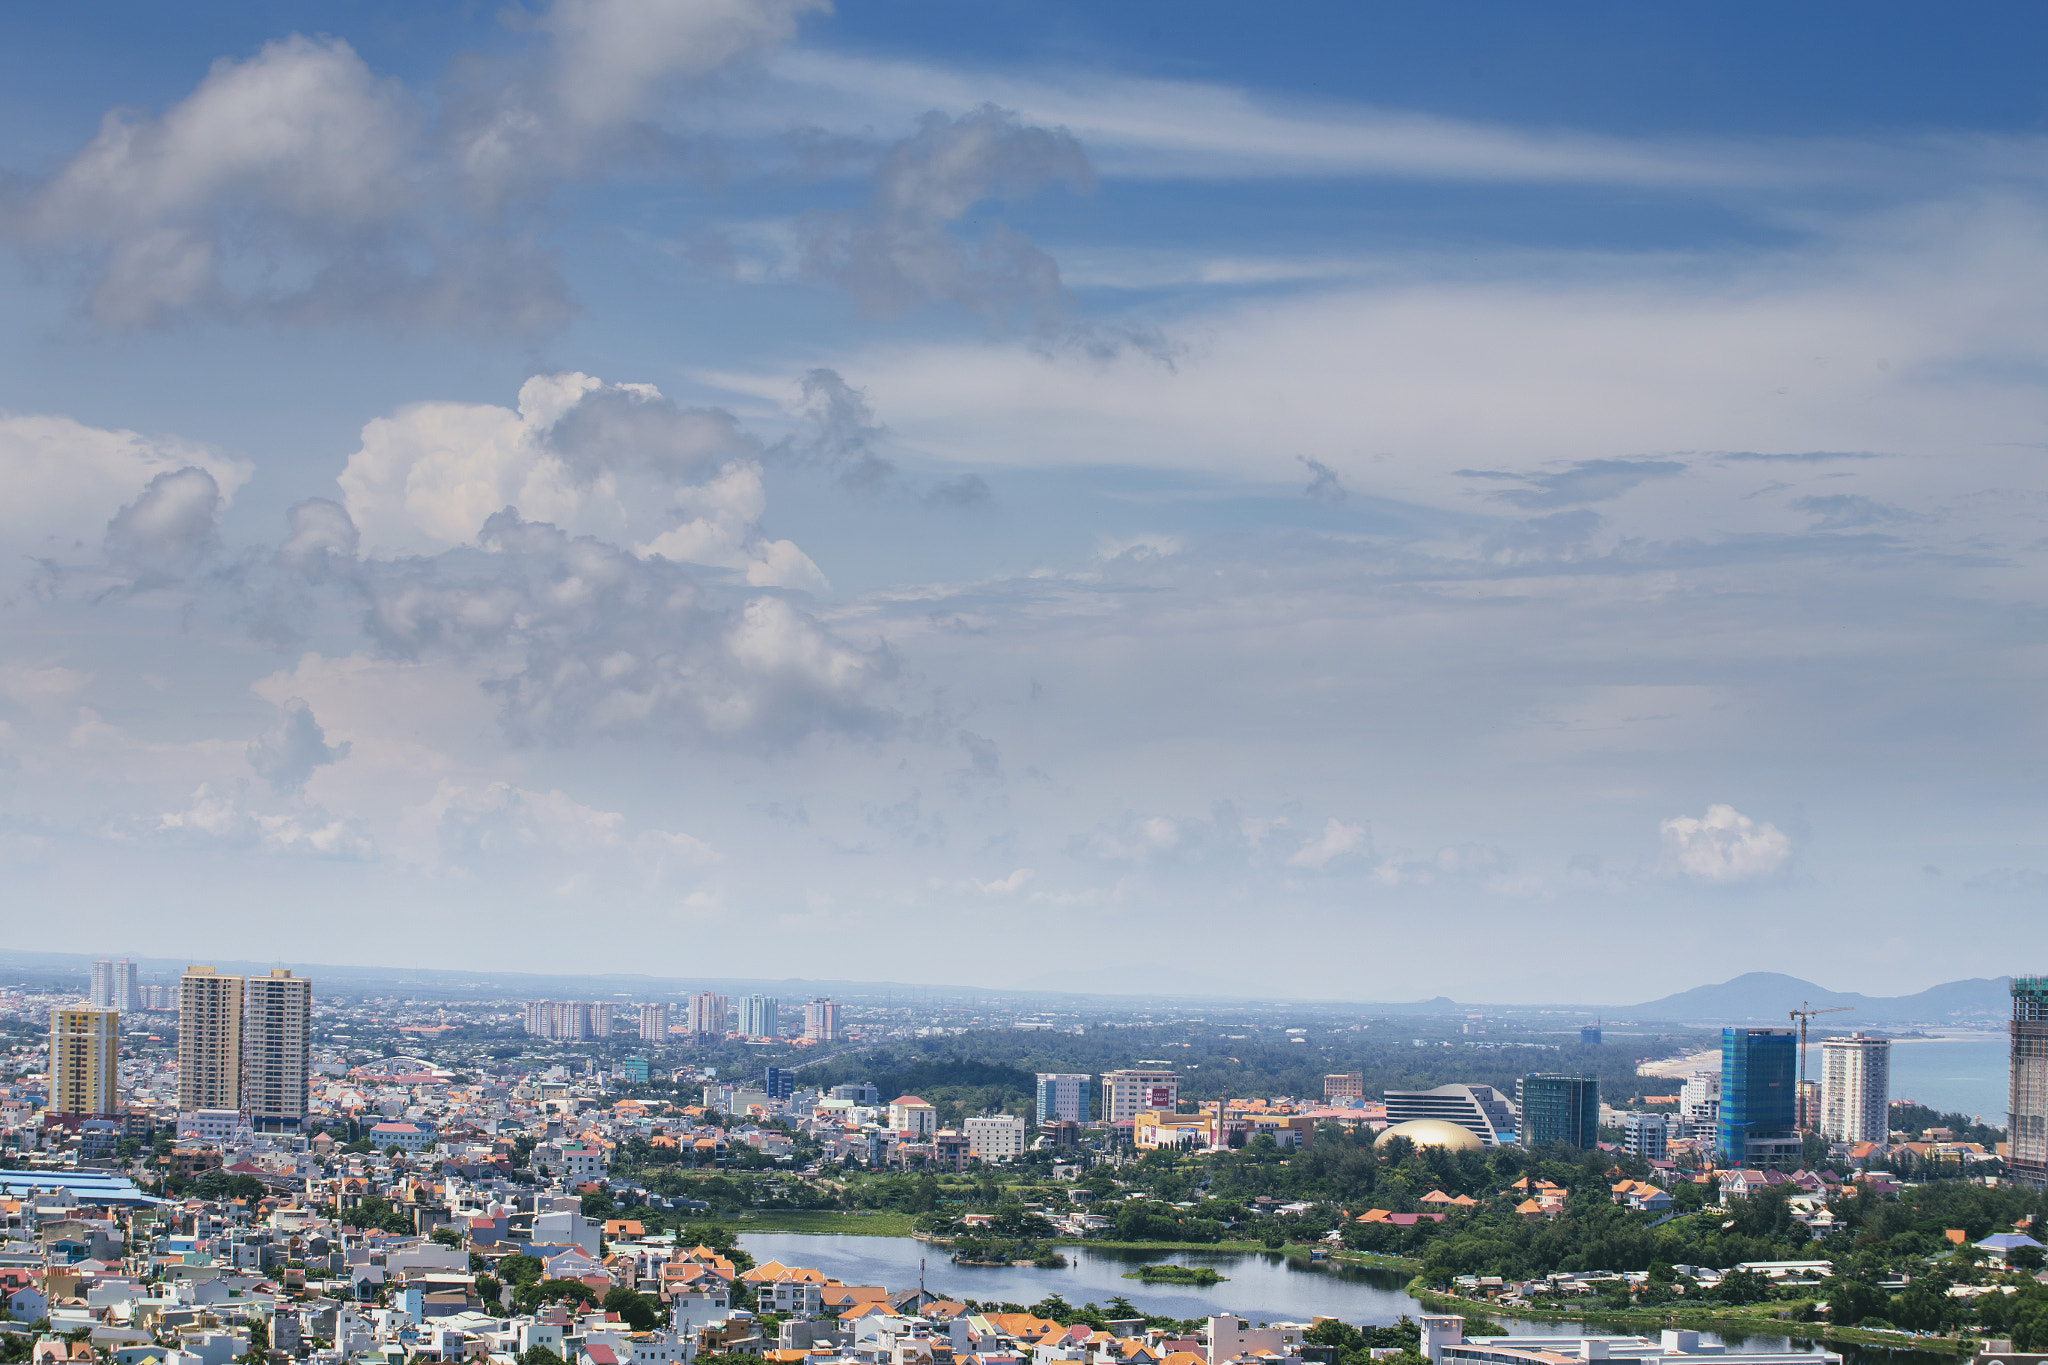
[1789,1002,1853,1129]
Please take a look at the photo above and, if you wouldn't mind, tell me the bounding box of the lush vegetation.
[1123,1264,1226,1285]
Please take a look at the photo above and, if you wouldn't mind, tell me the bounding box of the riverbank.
[1067,1239,1419,1272]
[1408,1282,1973,1356]
[730,1210,916,1236]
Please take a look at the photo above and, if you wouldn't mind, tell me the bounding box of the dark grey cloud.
[797,105,1093,328]
[925,474,992,508]
[360,510,896,749]
[1299,455,1347,504]
[103,467,222,582]
[1458,457,1686,509]
[545,386,757,485]
[274,499,360,582]
[247,698,351,795]
[1792,493,1921,530]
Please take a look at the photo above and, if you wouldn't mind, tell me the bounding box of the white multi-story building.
[889,1095,937,1136]
[179,966,244,1112]
[1102,1069,1178,1124]
[1679,1070,1721,1141]
[89,959,115,1008]
[964,1114,1027,1162]
[803,998,840,1042]
[242,969,312,1130]
[1820,1033,1891,1144]
[1621,1111,1670,1161]
[640,1003,670,1042]
[687,992,729,1039]
[1036,1073,1091,1124]
[114,959,141,1013]
[739,995,780,1038]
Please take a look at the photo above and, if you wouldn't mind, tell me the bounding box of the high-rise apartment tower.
[178,966,244,1112]
[89,959,115,1008]
[739,995,780,1039]
[242,969,312,1130]
[640,1003,671,1042]
[50,1007,119,1117]
[687,992,729,1039]
[2011,976,2048,1189]
[1820,1033,1890,1145]
[803,998,840,1043]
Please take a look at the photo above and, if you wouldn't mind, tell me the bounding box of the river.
[735,1234,1947,1365]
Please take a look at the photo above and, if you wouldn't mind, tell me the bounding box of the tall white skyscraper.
[739,994,779,1039]
[113,958,141,1014]
[88,959,115,1008]
[242,969,312,1130]
[640,1003,671,1042]
[803,998,839,1042]
[1820,1032,1891,1144]
[687,992,729,1039]
[178,966,244,1112]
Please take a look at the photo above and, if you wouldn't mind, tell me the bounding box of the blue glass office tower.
[1718,1027,1798,1167]
[1519,1074,1598,1148]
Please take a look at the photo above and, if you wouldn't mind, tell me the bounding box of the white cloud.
[0,413,250,566]
[540,0,828,132]
[769,49,1825,187]
[974,867,1034,895]
[158,784,374,859]
[1660,804,1792,883]
[1288,817,1370,869]
[21,36,418,327]
[338,372,826,590]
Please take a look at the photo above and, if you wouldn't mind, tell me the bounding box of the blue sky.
[5,2,2048,1001]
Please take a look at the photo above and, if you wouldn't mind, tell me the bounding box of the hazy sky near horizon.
[6,3,2048,1002]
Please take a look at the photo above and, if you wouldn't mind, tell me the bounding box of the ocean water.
[1872,1031,2008,1121]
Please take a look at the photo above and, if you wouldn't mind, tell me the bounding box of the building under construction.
[2013,976,2048,1190]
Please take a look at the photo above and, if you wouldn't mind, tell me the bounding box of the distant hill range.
[1626,971,2010,1025]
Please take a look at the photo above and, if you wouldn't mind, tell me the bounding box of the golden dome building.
[1374,1118,1487,1152]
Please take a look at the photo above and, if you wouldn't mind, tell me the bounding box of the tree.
[603,1286,661,1332]
[519,1349,565,1365]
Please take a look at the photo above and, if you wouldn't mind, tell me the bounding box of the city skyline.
[7,6,2048,997]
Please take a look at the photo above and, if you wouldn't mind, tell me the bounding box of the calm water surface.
[737,1234,1939,1360]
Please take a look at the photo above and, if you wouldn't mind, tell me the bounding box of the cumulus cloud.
[974,867,1034,895]
[13,0,824,331]
[102,467,224,582]
[798,105,1093,326]
[338,371,825,590]
[11,36,562,331]
[246,698,351,795]
[0,413,250,567]
[362,512,887,746]
[536,0,827,133]
[1660,803,1791,882]
[274,499,360,581]
[1288,817,1371,869]
[158,783,373,858]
